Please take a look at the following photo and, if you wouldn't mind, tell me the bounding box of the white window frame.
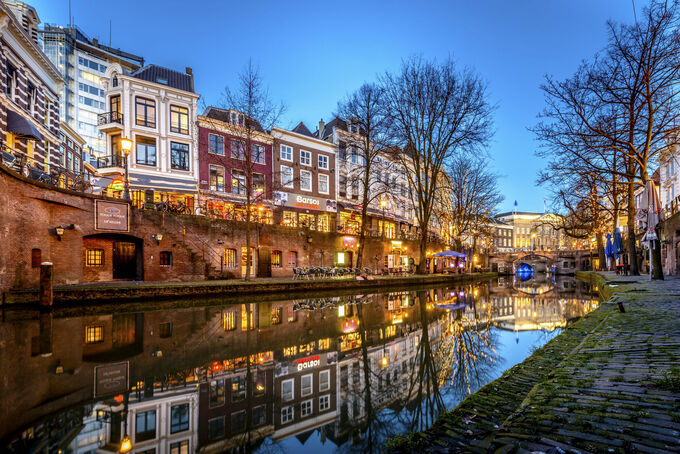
[318,154,329,170]
[301,399,313,417]
[281,379,294,401]
[300,150,311,166]
[319,394,330,411]
[301,374,313,397]
[318,174,329,195]
[300,170,312,192]
[319,370,330,392]
[280,144,293,162]
[281,406,294,424]
[281,165,294,189]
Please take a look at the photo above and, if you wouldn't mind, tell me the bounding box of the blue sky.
[33,0,640,212]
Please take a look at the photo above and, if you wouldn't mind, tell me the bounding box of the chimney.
[185,67,194,92]
[185,67,192,75]
[318,118,325,139]
[92,38,98,45]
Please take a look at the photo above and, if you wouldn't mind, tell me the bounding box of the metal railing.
[94,155,125,169]
[97,111,123,125]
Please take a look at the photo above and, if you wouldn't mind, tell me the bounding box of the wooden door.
[113,241,136,280]
[258,247,271,278]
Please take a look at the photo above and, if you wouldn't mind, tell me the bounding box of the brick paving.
[388,273,680,453]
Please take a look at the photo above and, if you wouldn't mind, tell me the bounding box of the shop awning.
[7,110,42,141]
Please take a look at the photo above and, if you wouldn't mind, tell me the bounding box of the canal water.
[0,275,598,453]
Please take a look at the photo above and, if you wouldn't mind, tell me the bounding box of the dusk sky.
[33,0,640,213]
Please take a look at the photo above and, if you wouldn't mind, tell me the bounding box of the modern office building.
[40,23,144,160]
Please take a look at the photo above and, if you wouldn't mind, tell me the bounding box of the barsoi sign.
[296,354,321,371]
[94,200,130,232]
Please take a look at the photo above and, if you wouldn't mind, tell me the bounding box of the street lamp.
[380,199,387,239]
[120,138,133,200]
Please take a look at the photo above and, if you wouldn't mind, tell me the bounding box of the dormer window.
[156,77,168,85]
[230,112,244,126]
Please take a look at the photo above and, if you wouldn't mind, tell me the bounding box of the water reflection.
[0,276,598,453]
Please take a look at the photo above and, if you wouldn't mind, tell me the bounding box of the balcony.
[97,111,124,132]
[93,155,125,174]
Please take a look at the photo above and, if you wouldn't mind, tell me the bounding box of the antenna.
[632,0,638,24]
[68,0,71,28]
[109,19,112,46]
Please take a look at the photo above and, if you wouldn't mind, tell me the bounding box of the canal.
[0,275,598,453]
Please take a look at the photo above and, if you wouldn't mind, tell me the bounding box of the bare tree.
[439,154,504,252]
[336,83,396,269]
[534,0,680,278]
[381,56,494,273]
[220,61,284,281]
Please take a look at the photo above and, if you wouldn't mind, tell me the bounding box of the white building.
[97,63,200,209]
[658,150,679,211]
[40,24,144,160]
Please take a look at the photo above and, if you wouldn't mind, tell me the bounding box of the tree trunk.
[652,226,664,280]
[356,208,369,270]
[596,233,606,271]
[418,232,428,274]
[626,179,640,276]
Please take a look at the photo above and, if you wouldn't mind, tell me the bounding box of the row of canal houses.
[94,61,418,239]
[0,0,421,245]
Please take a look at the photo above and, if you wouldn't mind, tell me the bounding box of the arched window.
[112,75,118,87]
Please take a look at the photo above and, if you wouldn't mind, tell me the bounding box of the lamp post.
[120,138,133,201]
[380,199,387,239]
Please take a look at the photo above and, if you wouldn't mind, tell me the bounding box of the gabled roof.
[292,122,314,137]
[130,64,194,92]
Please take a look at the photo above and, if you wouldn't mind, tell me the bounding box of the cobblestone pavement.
[388,273,680,453]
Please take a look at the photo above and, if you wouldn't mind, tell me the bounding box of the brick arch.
[82,233,144,282]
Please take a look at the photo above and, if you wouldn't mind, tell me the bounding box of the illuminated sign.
[273,191,337,212]
[296,354,321,371]
[342,319,358,333]
[342,237,356,249]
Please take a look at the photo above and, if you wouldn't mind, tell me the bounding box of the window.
[27,83,35,113]
[209,165,225,192]
[280,144,293,161]
[251,144,265,164]
[318,174,329,194]
[44,100,51,125]
[281,165,293,188]
[319,370,330,391]
[287,251,297,267]
[301,374,313,396]
[208,416,225,440]
[283,211,297,227]
[319,394,331,411]
[231,170,246,195]
[232,375,246,402]
[230,111,244,126]
[170,404,189,434]
[351,180,359,200]
[170,440,189,454]
[85,325,103,344]
[170,105,189,134]
[351,147,358,164]
[271,307,283,324]
[224,249,237,268]
[301,399,313,417]
[252,405,266,427]
[159,251,172,266]
[159,322,172,338]
[281,379,294,401]
[231,140,245,159]
[135,97,156,128]
[6,63,15,97]
[209,134,224,155]
[252,173,266,194]
[135,410,156,442]
[210,379,225,407]
[318,154,329,169]
[171,142,190,170]
[231,410,246,433]
[86,248,104,266]
[300,150,311,166]
[272,250,282,267]
[339,175,347,198]
[223,311,237,330]
[136,137,157,166]
[281,406,293,424]
[300,170,312,191]
[338,141,346,160]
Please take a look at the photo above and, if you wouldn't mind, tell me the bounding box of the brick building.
[271,123,337,232]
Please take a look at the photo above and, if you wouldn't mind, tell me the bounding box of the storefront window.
[283,211,297,227]
[318,214,330,232]
[339,212,361,235]
[299,213,316,230]
[378,220,396,239]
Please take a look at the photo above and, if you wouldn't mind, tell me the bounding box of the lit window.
[287,251,297,267]
[170,440,189,454]
[272,250,282,267]
[271,307,283,324]
[224,249,237,267]
[232,375,246,402]
[86,248,104,266]
[170,105,189,134]
[210,379,225,407]
[85,325,103,344]
[135,97,156,128]
[223,311,237,331]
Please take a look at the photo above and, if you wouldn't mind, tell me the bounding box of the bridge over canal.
[489,249,593,275]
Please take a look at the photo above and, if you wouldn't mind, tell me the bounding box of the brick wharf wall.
[0,165,434,291]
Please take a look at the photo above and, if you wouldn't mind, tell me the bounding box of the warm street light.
[119,434,132,453]
[120,138,133,200]
[380,199,387,239]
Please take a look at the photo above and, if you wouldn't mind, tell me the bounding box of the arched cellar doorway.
[83,233,144,282]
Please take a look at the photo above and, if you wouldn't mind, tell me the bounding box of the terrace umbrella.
[641,180,663,278]
[613,227,624,254]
